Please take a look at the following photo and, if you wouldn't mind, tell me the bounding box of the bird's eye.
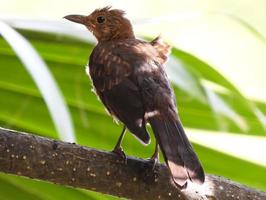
[96,16,105,24]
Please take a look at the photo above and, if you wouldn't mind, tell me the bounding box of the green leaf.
[0,173,114,200]
[0,22,75,142]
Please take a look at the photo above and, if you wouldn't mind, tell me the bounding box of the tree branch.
[0,128,265,200]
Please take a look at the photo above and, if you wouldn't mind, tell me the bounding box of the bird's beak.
[64,15,86,25]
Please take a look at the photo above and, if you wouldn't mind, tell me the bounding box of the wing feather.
[88,41,150,144]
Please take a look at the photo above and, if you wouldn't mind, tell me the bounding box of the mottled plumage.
[64,6,205,187]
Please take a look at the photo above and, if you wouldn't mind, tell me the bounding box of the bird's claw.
[149,155,159,171]
[112,146,127,164]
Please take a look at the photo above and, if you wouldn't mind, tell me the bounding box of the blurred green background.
[0,0,266,199]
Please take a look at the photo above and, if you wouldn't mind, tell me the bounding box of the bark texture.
[0,127,265,200]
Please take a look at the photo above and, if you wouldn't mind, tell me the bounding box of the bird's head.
[64,6,135,42]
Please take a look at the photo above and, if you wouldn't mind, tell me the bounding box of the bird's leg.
[149,141,159,170]
[112,125,127,162]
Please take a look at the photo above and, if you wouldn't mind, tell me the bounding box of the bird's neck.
[97,20,135,42]
[112,28,135,40]
[97,30,135,42]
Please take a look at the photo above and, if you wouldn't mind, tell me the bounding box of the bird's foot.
[112,146,127,164]
[148,154,159,171]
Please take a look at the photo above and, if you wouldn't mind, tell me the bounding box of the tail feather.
[149,117,205,187]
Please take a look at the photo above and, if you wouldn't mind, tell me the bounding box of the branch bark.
[0,127,265,200]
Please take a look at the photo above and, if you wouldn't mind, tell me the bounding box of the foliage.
[0,26,265,200]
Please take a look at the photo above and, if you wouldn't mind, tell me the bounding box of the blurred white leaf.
[187,128,266,167]
[0,21,75,142]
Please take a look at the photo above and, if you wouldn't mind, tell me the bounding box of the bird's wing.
[89,43,132,92]
[88,42,150,144]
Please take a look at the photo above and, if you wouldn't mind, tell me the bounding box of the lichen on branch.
[0,128,265,200]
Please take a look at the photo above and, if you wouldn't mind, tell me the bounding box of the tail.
[149,117,205,187]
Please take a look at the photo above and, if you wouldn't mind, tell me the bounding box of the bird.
[64,6,205,187]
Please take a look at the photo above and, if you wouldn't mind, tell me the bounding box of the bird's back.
[89,38,176,115]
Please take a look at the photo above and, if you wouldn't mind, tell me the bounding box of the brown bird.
[64,6,205,187]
